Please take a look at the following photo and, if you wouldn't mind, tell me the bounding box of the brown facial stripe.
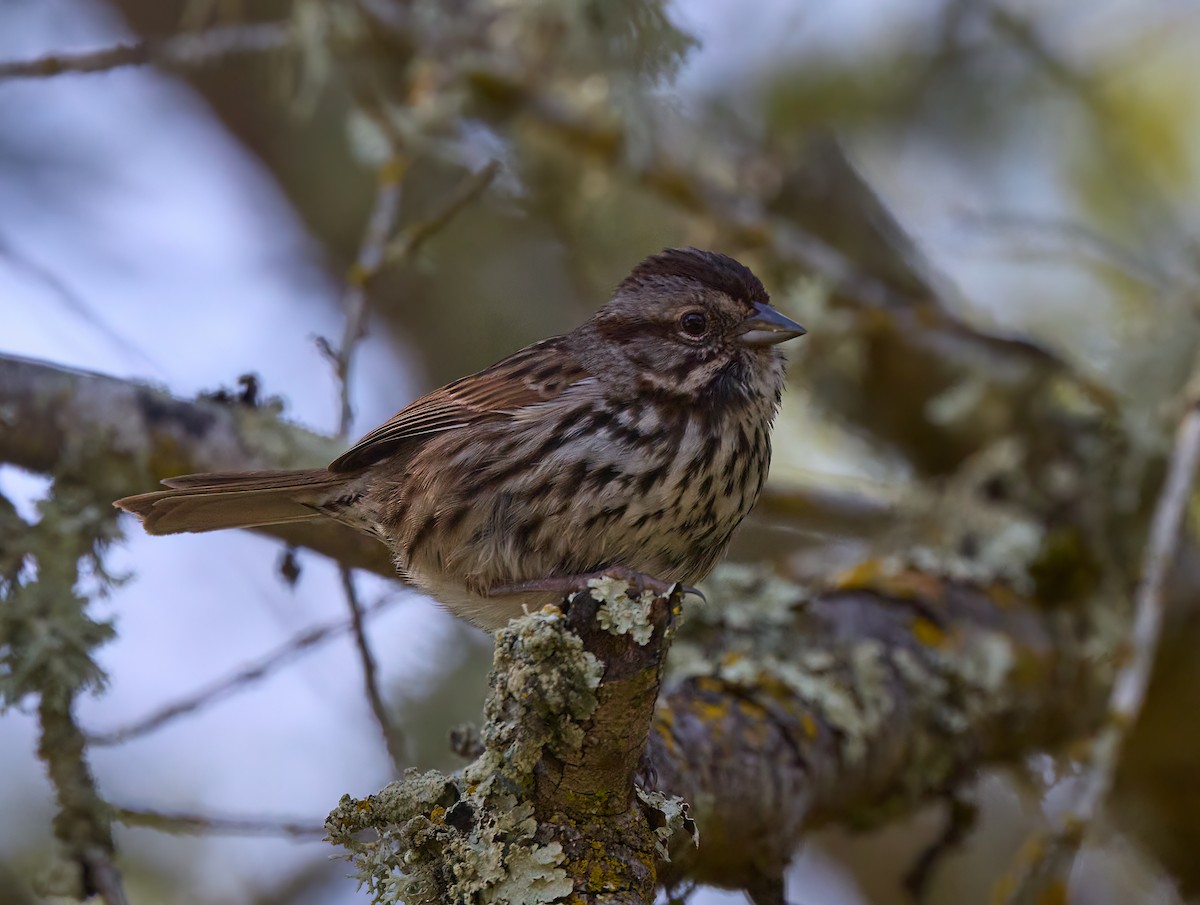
[592,314,679,344]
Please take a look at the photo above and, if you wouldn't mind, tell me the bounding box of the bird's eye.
[679,311,708,337]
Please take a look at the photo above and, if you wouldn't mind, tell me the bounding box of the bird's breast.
[380,390,775,605]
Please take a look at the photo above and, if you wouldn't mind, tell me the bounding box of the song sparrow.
[115,248,805,630]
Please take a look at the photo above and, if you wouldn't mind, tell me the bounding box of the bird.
[114,248,806,631]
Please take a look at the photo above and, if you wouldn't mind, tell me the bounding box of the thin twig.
[115,806,325,840]
[322,159,408,439]
[381,160,501,269]
[957,209,1178,291]
[87,594,399,747]
[0,238,157,369]
[988,3,1192,251]
[339,566,407,771]
[0,22,291,80]
[467,72,922,313]
[1002,352,1200,904]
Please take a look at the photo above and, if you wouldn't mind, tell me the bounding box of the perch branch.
[327,581,687,904]
[1,355,1127,900]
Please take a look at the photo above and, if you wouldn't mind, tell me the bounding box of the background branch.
[0,21,291,80]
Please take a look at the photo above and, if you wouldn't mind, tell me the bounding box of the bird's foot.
[488,565,705,604]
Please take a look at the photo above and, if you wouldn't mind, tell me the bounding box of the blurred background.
[2,0,1200,903]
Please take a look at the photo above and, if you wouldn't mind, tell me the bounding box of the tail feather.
[114,469,345,536]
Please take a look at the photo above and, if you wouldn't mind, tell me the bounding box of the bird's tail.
[114,469,347,535]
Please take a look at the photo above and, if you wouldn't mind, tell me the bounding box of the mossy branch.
[328,582,687,904]
[0,353,392,576]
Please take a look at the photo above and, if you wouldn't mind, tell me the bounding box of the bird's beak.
[737,302,807,346]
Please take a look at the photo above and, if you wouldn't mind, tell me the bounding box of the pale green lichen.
[694,563,806,630]
[636,787,698,860]
[327,780,572,905]
[745,650,886,766]
[666,563,811,682]
[478,607,603,780]
[329,609,605,904]
[1,479,124,708]
[587,576,658,645]
[902,513,1044,594]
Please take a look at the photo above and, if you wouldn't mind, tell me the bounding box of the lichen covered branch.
[1,477,130,903]
[0,353,392,576]
[327,581,691,904]
[647,566,1114,900]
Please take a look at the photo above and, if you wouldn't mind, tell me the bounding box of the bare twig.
[87,594,399,747]
[0,22,291,81]
[987,3,1192,252]
[321,159,408,439]
[319,159,500,437]
[339,566,407,771]
[115,806,325,840]
[465,73,922,312]
[381,160,501,269]
[1002,352,1200,904]
[957,209,1180,291]
[0,238,157,369]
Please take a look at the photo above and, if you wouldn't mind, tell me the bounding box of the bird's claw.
[489,567,704,603]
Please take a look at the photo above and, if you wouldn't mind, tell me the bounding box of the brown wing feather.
[329,338,592,472]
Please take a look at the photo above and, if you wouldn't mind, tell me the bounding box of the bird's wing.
[329,338,592,472]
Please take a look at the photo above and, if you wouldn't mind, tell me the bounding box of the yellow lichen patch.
[429,805,446,825]
[985,582,1023,610]
[736,698,767,719]
[754,672,797,704]
[830,560,947,604]
[579,838,642,894]
[735,702,771,747]
[831,558,887,589]
[694,676,727,695]
[690,695,734,724]
[800,712,818,739]
[912,616,946,648]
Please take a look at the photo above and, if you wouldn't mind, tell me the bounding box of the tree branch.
[0,353,393,576]
[0,22,291,80]
[647,566,1112,899]
[327,580,688,904]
